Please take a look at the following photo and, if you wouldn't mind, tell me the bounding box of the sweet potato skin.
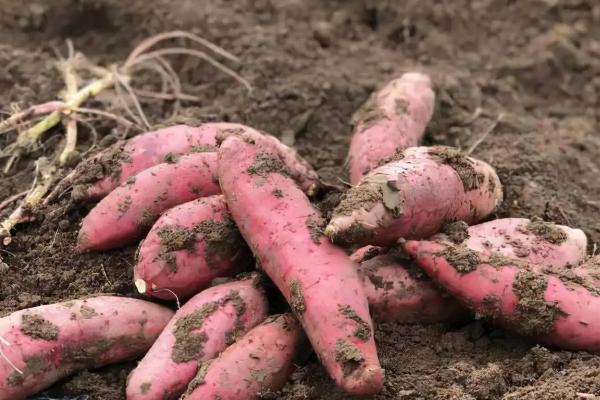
[348,72,435,184]
[214,123,320,196]
[353,247,467,323]
[404,240,600,353]
[217,135,383,395]
[133,195,251,300]
[126,277,268,400]
[77,152,220,252]
[183,313,301,400]
[436,218,587,268]
[67,124,231,201]
[0,296,174,400]
[326,146,503,246]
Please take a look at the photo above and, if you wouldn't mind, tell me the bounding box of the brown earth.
[1,0,599,399]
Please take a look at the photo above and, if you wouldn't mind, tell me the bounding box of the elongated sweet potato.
[348,72,435,184]
[126,276,268,400]
[435,218,587,268]
[352,247,467,323]
[183,313,302,400]
[215,124,320,196]
[404,240,600,352]
[218,135,383,395]
[0,296,173,400]
[52,124,231,202]
[77,152,220,252]
[133,195,251,300]
[326,146,502,246]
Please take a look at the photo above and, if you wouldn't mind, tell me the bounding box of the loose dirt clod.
[171,303,217,363]
[428,146,484,191]
[335,339,364,376]
[442,220,470,244]
[194,217,247,266]
[338,305,371,341]
[289,280,306,315]
[513,270,562,336]
[157,225,197,252]
[20,314,59,340]
[526,218,567,245]
[438,246,481,273]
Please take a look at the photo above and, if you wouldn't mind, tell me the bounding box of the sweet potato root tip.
[134,279,147,294]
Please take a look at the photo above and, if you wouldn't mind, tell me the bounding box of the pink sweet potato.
[404,240,600,352]
[435,218,588,268]
[348,72,435,184]
[126,276,268,400]
[326,146,503,246]
[55,124,233,202]
[215,124,320,196]
[352,247,467,324]
[77,152,220,252]
[218,135,383,395]
[182,313,302,400]
[133,195,251,300]
[0,296,173,400]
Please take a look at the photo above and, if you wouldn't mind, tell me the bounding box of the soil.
[1,0,600,399]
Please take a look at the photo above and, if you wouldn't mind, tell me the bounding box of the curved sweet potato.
[353,247,467,324]
[215,124,320,196]
[77,152,220,252]
[182,313,302,400]
[133,195,252,300]
[404,240,600,353]
[218,135,383,395]
[435,218,587,268]
[126,276,268,400]
[326,146,502,246]
[348,72,435,184]
[0,296,173,400]
[50,124,227,202]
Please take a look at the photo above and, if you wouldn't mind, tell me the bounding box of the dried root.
[0,30,249,241]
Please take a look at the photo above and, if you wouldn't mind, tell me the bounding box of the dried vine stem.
[0,30,249,240]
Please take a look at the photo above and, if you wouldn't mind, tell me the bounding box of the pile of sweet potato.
[1,72,598,400]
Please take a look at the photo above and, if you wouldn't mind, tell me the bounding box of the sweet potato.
[404,240,600,353]
[54,124,231,202]
[435,218,587,268]
[326,146,503,246]
[215,124,320,196]
[348,72,435,184]
[182,313,302,400]
[133,195,251,300]
[352,247,467,323]
[0,296,173,400]
[126,276,268,400]
[77,152,220,252]
[218,135,383,395]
